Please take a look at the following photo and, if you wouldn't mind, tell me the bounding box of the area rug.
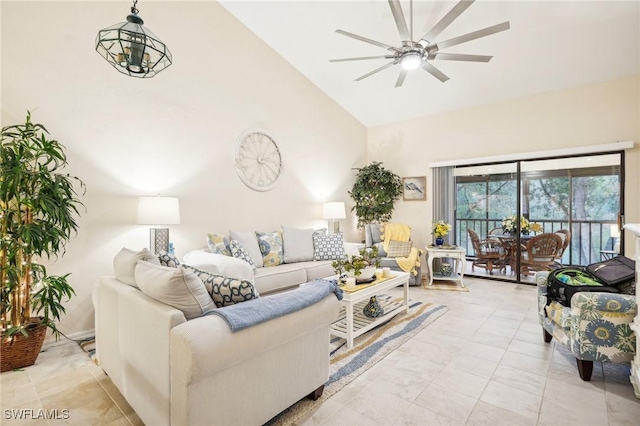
[265,297,448,425]
[423,282,470,292]
[77,337,96,362]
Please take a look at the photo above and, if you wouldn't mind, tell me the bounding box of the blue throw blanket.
[207,279,343,332]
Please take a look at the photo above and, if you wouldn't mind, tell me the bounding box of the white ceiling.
[219,0,640,127]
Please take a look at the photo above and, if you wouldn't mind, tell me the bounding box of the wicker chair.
[467,229,506,274]
[552,229,571,267]
[519,233,563,275]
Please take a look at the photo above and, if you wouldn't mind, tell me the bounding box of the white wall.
[368,75,640,257]
[1,1,367,337]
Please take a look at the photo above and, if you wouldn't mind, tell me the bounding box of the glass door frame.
[454,149,626,284]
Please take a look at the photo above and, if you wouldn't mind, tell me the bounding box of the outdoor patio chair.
[552,229,571,267]
[467,229,506,274]
[519,233,563,275]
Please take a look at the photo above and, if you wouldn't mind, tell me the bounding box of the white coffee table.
[330,271,410,349]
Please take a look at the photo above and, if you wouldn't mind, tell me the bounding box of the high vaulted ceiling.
[220,1,640,127]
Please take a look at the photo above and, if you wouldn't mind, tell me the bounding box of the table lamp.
[137,196,181,254]
[322,202,346,234]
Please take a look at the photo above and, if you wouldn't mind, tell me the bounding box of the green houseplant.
[1,112,85,372]
[349,162,403,228]
[332,246,381,277]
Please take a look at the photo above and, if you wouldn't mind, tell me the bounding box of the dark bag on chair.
[586,255,636,287]
[546,267,619,308]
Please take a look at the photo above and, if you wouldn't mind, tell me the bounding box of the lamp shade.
[137,197,180,225]
[322,202,346,220]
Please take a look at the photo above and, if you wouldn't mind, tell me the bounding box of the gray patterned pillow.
[158,250,181,268]
[207,233,232,256]
[229,239,257,270]
[183,264,258,308]
[386,240,412,258]
[313,232,346,261]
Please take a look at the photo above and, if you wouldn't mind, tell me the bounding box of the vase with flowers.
[501,215,543,235]
[432,220,452,246]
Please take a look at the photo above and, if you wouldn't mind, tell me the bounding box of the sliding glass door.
[454,153,623,284]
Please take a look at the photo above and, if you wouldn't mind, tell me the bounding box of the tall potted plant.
[349,162,403,228]
[0,112,85,372]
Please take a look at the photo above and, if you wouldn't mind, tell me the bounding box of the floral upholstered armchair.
[536,271,637,381]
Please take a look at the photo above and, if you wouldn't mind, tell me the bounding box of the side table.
[424,245,466,288]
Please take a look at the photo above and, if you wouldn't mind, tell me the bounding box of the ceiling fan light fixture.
[95,0,172,78]
[400,53,422,70]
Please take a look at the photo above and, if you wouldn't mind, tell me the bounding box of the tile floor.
[1,277,639,425]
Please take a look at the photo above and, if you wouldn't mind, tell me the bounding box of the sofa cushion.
[206,233,232,256]
[183,265,258,308]
[282,226,316,263]
[256,231,284,267]
[183,250,253,282]
[254,264,308,294]
[158,250,181,268]
[229,230,264,267]
[545,300,572,329]
[387,240,412,258]
[313,232,346,261]
[303,261,335,281]
[229,240,257,270]
[114,247,160,287]
[134,261,216,320]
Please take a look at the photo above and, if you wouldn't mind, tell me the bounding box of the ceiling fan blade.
[335,29,400,52]
[330,55,396,63]
[421,0,474,43]
[355,60,398,81]
[434,21,510,50]
[429,53,492,62]
[421,62,449,83]
[395,69,408,88]
[388,0,410,41]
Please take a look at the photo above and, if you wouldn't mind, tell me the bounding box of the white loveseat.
[93,273,339,425]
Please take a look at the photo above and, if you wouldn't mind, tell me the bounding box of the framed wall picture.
[403,176,427,201]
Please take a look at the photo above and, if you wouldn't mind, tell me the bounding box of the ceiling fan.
[330,0,510,87]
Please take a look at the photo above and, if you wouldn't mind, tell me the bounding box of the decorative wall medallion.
[233,129,283,191]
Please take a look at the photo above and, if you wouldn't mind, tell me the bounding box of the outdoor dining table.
[488,234,535,273]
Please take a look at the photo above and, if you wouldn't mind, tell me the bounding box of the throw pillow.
[183,265,258,308]
[113,247,160,287]
[256,231,284,267]
[229,239,257,270]
[206,233,232,256]
[229,230,264,268]
[158,250,181,268]
[387,240,412,258]
[134,261,216,320]
[282,226,315,263]
[313,232,346,261]
[182,249,253,282]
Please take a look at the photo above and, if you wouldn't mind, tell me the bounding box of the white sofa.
[93,274,339,425]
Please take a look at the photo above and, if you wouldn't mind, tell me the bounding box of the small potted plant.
[1,112,85,372]
[332,246,381,280]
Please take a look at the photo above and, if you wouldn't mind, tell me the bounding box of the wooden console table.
[424,245,466,288]
[624,223,640,399]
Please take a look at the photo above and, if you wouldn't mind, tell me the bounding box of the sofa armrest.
[170,294,339,385]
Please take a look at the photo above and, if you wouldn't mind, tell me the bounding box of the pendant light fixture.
[95,0,172,78]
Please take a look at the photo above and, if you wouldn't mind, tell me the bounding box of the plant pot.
[0,318,47,372]
[435,236,445,246]
[346,266,377,281]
